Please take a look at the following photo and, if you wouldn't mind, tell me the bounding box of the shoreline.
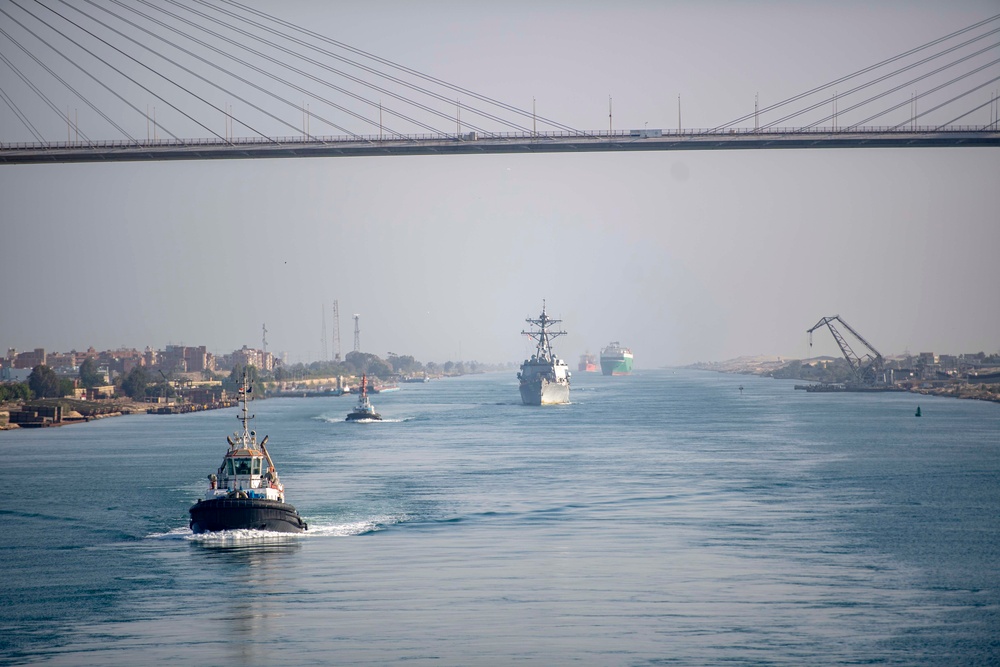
[4,367,997,431]
[684,360,1000,405]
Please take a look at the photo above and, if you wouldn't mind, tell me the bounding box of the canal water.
[2,369,998,665]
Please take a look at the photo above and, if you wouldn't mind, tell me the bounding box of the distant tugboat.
[346,374,382,422]
[517,301,571,405]
[189,372,307,534]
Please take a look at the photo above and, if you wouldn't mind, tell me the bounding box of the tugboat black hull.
[189,497,308,534]
[345,411,382,422]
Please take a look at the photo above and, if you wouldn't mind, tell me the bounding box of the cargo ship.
[517,301,571,405]
[600,342,633,376]
[189,372,308,534]
[578,352,597,372]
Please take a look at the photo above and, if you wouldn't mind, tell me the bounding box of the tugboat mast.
[232,371,255,450]
[521,299,567,363]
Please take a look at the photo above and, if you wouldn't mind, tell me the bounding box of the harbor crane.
[807,315,886,386]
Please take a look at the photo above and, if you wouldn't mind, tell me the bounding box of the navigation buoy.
[915,406,922,417]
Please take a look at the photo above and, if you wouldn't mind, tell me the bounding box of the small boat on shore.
[346,374,382,422]
[188,372,307,534]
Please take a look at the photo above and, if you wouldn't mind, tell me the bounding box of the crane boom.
[807,315,885,385]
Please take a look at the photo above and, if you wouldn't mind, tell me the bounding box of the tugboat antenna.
[235,370,255,448]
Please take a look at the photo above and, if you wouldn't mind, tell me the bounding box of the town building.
[13,348,46,369]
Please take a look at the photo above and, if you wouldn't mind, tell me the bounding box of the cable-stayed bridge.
[1,1,998,165]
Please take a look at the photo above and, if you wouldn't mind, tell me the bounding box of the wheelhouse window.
[234,458,252,475]
[252,457,262,475]
[225,458,235,475]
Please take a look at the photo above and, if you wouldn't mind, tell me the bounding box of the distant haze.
[1,1,998,367]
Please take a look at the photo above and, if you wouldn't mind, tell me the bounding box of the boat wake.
[147,526,303,543]
[147,513,406,541]
[306,514,404,536]
[318,415,407,424]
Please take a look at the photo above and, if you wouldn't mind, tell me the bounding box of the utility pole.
[320,304,328,361]
[332,300,342,361]
[353,314,361,353]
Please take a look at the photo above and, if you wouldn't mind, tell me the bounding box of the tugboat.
[346,374,382,422]
[189,372,307,534]
[517,301,571,405]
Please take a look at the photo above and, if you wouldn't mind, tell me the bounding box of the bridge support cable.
[0,39,92,143]
[119,0,439,139]
[183,0,533,137]
[66,0,369,142]
[210,0,585,136]
[162,0,530,138]
[10,0,230,143]
[0,13,133,144]
[936,88,1000,128]
[765,36,1000,131]
[835,55,1000,130]
[889,72,1000,129]
[711,13,1000,133]
[0,84,44,143]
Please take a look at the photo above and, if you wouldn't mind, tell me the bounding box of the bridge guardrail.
[2,125,997,151]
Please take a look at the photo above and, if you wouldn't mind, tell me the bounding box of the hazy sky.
[2,1,998,367]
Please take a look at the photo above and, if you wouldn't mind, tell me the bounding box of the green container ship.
[600,342,633,376]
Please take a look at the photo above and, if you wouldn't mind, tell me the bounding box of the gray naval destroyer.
[517,301,571,405]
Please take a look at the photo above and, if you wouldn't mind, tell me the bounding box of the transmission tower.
[320,304,328,361]
[332,300,342,361]
[353,314,361,352]
[261,323,268,354]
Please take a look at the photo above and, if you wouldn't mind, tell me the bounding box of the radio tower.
[353,314,361,352]
[320,304,328,361]
[261,323,268,354]
[332,300,342,361]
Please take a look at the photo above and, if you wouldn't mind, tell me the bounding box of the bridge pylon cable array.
[710,13,1000,133]
[0,3,997,162]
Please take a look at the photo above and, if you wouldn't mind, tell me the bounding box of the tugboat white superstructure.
[517,301,571,405]
[346,374,382,422]
[189,373,307,534]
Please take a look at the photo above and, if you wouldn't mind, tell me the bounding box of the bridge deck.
[2,129,998,164]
